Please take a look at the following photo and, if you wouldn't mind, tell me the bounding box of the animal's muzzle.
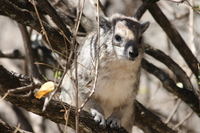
[127,46,139,60]
[128,49,138,60]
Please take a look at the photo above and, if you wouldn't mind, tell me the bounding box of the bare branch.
[174,111,194,128]
[165,99,182,123]
[146,2,199,78]
[141,59,200,117]
[34,0,72,43]
[0,50,24,59]
[166,0,200,14]
[18,24,44,81]
[134,2,148,20]
[0,0,65,52]
[135,101,177,133]
[0,119,32,133]
[0,65,176,133]
[60,0,94,33]
[144,44,194,91]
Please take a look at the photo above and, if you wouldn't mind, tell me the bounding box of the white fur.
[94,60,141,118]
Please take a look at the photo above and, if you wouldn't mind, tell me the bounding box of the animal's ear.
[99,16,111,32]
[141,21,150,33]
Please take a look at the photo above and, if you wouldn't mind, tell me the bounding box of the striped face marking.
[111,19,143,61]
[114,21,135,42]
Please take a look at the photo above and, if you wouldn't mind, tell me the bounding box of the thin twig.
[31,0,72,111]
[141,59,200,117]
[71,0,86,132]
[13,123,21,133]
[34,62,63,71]
[37,48,96,75]
[8,90,32,97]
[165,99,182,123]
[188,0,195,54]
[165,0,186,3]
[6,81,40,97]
[34,0,72,42]
[55,94,71,133]
[0,90,10,103]
[89,0,107,16]
[78,0,100,112]
[8,84,38,93]
[165,0,200,14]
[42,67,68,111]
[174,111,194,128]
[30,0,64,70]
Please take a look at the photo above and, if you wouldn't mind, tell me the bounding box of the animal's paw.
[106,116,121,128]
[90,108,106,128]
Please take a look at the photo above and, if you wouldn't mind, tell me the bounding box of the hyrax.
[60,13,149,132]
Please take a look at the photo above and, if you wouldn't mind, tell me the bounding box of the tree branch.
[18,24,44,81]
[135,101,176,133]
[0,49,24,59]
[134,2,148,20]
[144,44,194,91]
[34,0,72,41]
[0,0,65,52]
[141,59,200,117]
[60,0,94,33]
[146,2,199,78]
[0,65,176,133]
[0,65,128,133]
[8,0,46,14]
[0,119,32,133]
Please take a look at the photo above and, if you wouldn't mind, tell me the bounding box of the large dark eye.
[115,34,122,42]
[138,37,143,44]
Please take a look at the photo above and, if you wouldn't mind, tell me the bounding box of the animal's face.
[100,14,149,62]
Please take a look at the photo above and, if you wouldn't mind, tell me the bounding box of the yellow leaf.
[34,81,55,99]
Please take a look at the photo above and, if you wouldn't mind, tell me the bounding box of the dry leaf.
[34,81,55,99]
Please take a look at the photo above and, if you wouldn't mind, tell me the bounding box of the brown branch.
[34,0,72,41]
[0,66,22,90]
[11,105,34,132]
[0,0,65,52]
[0,119,32,133]
[134,2,148,20]
[60,0,94,33]
[0,50,24,59]
[135,101,177,133]
[146,2,199,78]
[0,65,176,133]
[9,0,90,34]
[144,44,194,91]
[9,0,46,14]
[141,59,200,117]
[18,24,44,81]
[0,65,128,133]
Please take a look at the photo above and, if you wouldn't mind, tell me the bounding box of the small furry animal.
[60,13,149,132]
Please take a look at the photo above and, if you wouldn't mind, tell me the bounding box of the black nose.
[129,50,138,59]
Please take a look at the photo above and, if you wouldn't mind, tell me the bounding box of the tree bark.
[0,65,176,133]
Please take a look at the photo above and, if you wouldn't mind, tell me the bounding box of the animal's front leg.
[106,109,122,128]
[87,99,106,128]
[107,103,134,132]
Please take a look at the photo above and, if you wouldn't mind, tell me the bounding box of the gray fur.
[60,13,149,133]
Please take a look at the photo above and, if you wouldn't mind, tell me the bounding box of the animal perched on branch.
[60,13,149,132]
